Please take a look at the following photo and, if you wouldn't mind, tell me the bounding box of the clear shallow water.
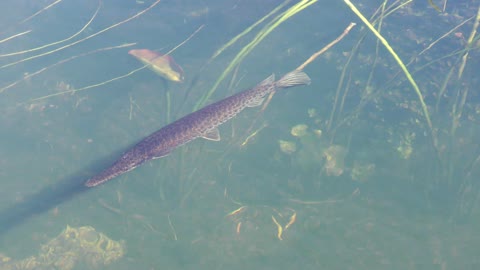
[0,0,479,269]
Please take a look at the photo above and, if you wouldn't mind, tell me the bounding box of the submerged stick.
[296,23,356,71]
[244,23,355,143]
[272,22,355,111]
[295,22,355,134]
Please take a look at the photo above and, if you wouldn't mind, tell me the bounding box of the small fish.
[85,70,310,187]
[129,49,184,82]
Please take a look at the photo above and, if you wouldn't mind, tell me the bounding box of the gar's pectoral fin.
[201,128,221,141]
[246,96,266,107]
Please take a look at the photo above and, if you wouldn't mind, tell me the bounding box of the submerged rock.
[278,140,297,154]
[0,225,125,270]
[323,145,347,176]
[290,124,309,137]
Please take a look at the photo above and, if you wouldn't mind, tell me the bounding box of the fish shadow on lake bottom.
[0,149,128,237]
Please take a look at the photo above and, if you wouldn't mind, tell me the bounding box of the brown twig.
[296,22,356,71]
[242,23,356,144]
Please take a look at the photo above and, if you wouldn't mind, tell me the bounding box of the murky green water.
[1,0,479,269]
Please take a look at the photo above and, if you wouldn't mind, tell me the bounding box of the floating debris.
[129,49,184,82]
[271,216,283,240]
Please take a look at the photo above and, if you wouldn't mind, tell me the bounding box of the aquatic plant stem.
[344,0,435,145]
[457,6,480,80]
[0,0,100,58]
[0,0,161,70]
[427,0,441,12]
[28,61,145,101]
[165,24,205,56]
[451,5,480,137]
[24,24,202,101]
[244,23,354,144]
[20,0,63,24]
[328,0,407,135]
[0,30,31,44]
[417,16,474,59]
[432,16,475,111]
[210,1,290,60]
[383,0,413,17]
[194,0,317,111]
[2,43,136,95]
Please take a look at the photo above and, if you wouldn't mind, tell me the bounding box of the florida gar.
[85,70,310,187]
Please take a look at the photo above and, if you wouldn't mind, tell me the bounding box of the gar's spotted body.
[85,70,310,187]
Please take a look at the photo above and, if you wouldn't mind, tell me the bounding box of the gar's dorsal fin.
[258,74,275,87]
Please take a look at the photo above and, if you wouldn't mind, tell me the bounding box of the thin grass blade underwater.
[85,69,311,187]
[129,49,185,82]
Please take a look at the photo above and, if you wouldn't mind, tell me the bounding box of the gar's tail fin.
[276,70,311,89]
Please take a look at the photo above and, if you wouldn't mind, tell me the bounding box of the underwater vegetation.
[1,0,480,268]
[321,0,480,218]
